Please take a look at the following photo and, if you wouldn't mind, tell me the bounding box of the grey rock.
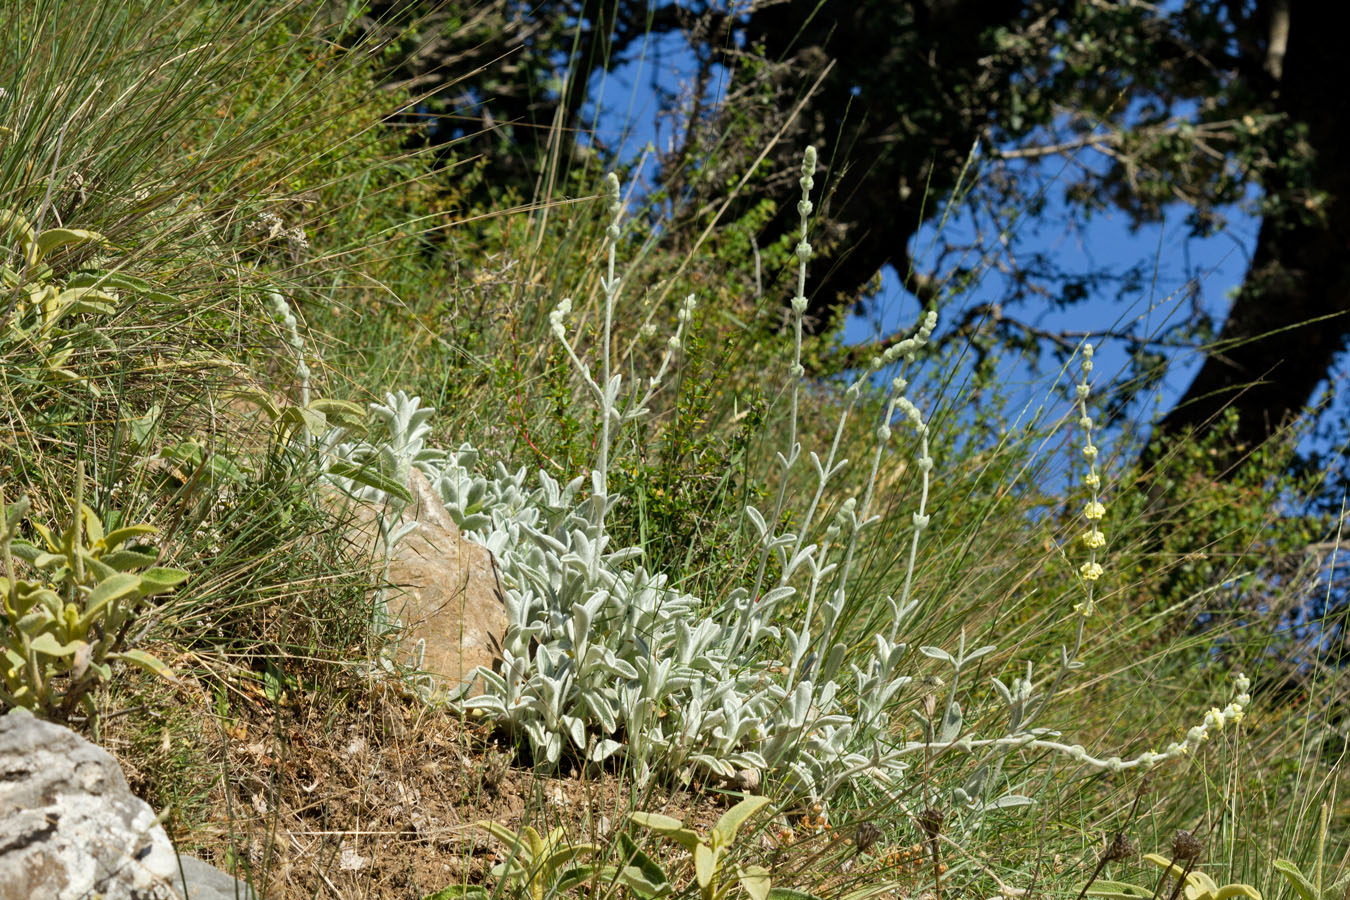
[0,708,258,900]
[173,854,257,900]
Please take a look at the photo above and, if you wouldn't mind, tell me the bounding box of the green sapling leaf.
[711,795,770,848]
[629,812,703,852]
[693,843,715,891]
[111,649,176,682]
[1272,861,1318,900]
[1085,882,1155,900]
[421,886,489,900]
[34,228,104,262]
[29,632,83,657]
[739,866,771,900]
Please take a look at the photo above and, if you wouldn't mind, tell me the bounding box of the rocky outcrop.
[0,708,257,900]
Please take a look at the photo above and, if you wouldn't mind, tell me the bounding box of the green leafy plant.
[620,798,896,900]
[1083,852,1263,900]
[475,820,601,900]
[1274,861,1350,900]
[226,386,367,448]
[1,463,189,728]
[629,795,773,900]
[1272,804,1350,900]
[1,210,116,390]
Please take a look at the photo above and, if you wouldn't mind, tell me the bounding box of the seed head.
[1170,829,1203,863]
[917,807,944,841]
[1102,832,1137,863]
[855,822,884,855]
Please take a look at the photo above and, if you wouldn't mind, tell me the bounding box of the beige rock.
[346,467,506,695]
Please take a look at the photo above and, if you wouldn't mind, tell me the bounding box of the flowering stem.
[743,148,816,656]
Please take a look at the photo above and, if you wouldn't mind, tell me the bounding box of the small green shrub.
[0,210,114,391]
[474,820,601,900]
[1,464,188,729]
[629,796,774,900]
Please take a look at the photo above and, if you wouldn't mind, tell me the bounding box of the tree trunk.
[1148,0,1350,468]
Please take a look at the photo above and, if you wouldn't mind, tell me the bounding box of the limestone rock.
[348,466,506,694]
[173,854,259,900]
[0,708,256,900]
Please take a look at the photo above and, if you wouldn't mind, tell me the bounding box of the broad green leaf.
[31,551,66,569]
[30,523,57,553]
[711,795,770,848]
[101,524,159,550]
[1144,855,1212,892]
[110,649,176,682]
[489,860,525,881]
[203,453,248,485]
[629,812,685,832]
[618,832,668,888]
[15,586,62,617]
[67,270,153,292]
[34,228,104,262]
[157,442,248,484]
[65,297,116,316]
[1086,882,1155,900]
[29,632,82,657]
[1189,873,1221,898]
[3,494,30,530]
[121,406,161,452]
[768,889,826,900]
[540,844,599,876]
[159,441,207,466]
[325,459,413,503]
[1273,861,1318,900]
[1213,886,1261,900]
[476,821,534,862]
[694,843,715,891]
[421,886,489,900]
[628,812,702,852]
[15,611,52,635]
[85,572,141,609]
[81,553,118,581]
[279,404,327,436]
[4,647,27,672]
[0,209,35,246]
[8,539,42,562]
[99,549,158,572]
[522,825,543,862]
[55,287,118,314]
[616,865,674,898]
[136,567,189,597]
[556,866,605,892]
[539,825,567,857]
[738,866,771,900]
[77,574,142,630]
[227,388,283,420]
[308,399,366,430]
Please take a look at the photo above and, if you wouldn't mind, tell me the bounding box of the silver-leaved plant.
[320,152,1252,825]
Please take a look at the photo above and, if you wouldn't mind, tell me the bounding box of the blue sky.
[576,26,1262,423]
[568,17,1347,645]
[567,23,1350,485]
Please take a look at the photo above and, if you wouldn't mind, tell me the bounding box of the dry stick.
[918,807,945,900]
[1159,859,1198,900]
[648,60,836,312]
